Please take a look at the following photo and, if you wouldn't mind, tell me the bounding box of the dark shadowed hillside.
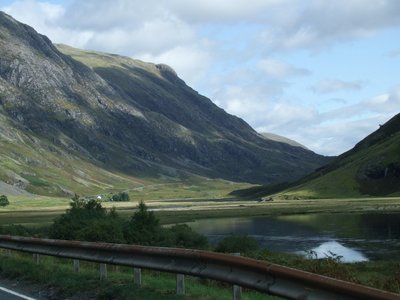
[0,12,329,195]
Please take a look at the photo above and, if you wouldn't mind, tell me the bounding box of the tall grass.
[0,252,278,299]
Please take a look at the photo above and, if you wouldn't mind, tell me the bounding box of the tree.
[50,195,124,243]
[111,192,130,202]
[124,200,161,245]
[0,195,9,207]
[161,224,209,249]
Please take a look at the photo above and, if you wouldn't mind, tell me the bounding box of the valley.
[1,195,400,227]
[0,8,400,298]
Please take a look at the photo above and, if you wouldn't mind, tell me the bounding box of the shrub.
[0,224,34,236]
[124,201,161,245]
[50,195,123,243]
[111,192,130,202]
[215,235,259,254]
[161,224,209,249]
[0,195,9,207]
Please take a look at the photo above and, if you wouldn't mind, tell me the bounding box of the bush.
[50,197,209,249]
[124,201,161,245]
[0,224,34,236]
[0,195,9,207]
[111,192,130,202]
[50,195,124,243]
[161,224,209,249]
[215,235,259,254]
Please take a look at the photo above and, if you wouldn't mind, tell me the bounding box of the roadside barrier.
[0,235,399,300]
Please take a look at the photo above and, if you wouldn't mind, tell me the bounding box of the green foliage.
[0,194,9,206]
[124,200,161,245]
[111,191,130,201]
[50,195,124,243]
[49,198,209,248]
[215,235,259,254]
[255,250,360,285]
[0,253,276,300]
[161,224,209,249]
[0,224,34,236]
[233,115,400,199]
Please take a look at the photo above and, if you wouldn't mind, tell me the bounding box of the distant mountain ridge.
[234,113,400,199]
[0,12,330,196]
[260,133,308,150]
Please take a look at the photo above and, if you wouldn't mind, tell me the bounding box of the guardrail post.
[33,253,40,264]
[176,274,185,295]
[5,249,11,257]
[133,267,142,286]
[232,253,242,300]
[100,263,107,280]
[73,259,80,272]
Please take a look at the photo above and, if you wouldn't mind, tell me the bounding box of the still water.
[188,212,400,262]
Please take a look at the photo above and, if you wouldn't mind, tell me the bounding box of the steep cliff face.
[0,12,330,195]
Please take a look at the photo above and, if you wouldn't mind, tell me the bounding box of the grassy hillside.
[233,113,400,199]
[0,12,330,200]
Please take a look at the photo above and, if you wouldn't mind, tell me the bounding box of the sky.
[1,0,400,155]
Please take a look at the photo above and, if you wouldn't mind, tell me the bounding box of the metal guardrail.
[0,235,399,300]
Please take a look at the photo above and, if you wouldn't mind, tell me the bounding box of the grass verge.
[0,252,279,299]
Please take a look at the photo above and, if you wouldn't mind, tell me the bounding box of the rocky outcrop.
[0,11,330,187]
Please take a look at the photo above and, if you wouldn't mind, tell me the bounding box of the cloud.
[3,0,64,26]
[386,49,400,58]
[215,80,400,155]
[256,0,400,52]
[84,18,195,56]
[139,43,214,85]
[168,0,290,23]
[366,85,400,113]
[211,75,318,134]
[2,0,94,48]
[2,0,400,156]
[258,59,310,78]
[312,79,364,94]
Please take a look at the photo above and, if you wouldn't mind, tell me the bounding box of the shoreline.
[1,196,399,226]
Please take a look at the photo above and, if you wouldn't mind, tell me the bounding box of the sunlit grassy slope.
[0,114,251,199]
[234,113,400,199]
[276,116,400,198]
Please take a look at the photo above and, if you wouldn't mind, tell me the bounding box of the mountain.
[234,113,400,199]
[260,133,308,150]
[0,12,329,196]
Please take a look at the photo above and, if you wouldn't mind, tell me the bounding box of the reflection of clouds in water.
[302,241,368,263]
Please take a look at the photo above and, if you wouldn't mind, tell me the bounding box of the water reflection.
[300,241,368,263]
[188,212,400,261]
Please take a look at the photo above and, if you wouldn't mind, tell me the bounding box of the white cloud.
[139,43,214,86]
[312,79,364,94]
[366,86,400,113]
[2,0,400,156]
[2,0,94,48]
[256,0,400,52]
[168,0,290,23]
[85,18,195,56]
[258,59,310,78]
[214,80,400,155]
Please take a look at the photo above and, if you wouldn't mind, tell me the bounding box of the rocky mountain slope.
[261,132,308,150]
[235,113,400,199]
[0,12,329,196]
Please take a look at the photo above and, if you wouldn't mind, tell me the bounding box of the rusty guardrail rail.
[0,235,399,300]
